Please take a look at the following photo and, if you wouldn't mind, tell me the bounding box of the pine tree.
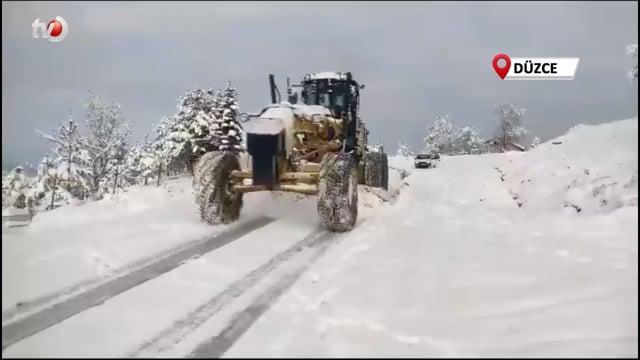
[104,140,129,194]
[166,88,219,172]
[124,141,145,184]
[154,116,182,178]
[216,82,244,153]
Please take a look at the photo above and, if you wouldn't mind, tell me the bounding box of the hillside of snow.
[501,118,638,215]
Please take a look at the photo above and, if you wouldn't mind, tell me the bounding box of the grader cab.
[193,72,389,232]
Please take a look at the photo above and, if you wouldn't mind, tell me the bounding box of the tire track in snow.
[129,227,333,357]
[1,216,274,351]
[188,230,341,358]
[3,224,237,325]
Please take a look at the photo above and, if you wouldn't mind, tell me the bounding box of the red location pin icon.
[492,54,511,80]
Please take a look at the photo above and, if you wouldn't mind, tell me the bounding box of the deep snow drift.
[501,118,638,215]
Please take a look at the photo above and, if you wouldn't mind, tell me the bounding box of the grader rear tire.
[357,162,366,185]
[381,152,389,191]
[193,151,243,225]
[363,152,383,188]
[317,152,358,232]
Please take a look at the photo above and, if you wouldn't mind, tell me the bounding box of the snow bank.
[503,118,638,214]
[389,155,415,178]
[2,206,32,228]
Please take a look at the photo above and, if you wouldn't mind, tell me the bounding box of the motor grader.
[193,71,389,232]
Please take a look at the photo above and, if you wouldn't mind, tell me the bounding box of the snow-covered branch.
[627,43,638,82]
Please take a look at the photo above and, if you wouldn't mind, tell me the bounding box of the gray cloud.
[2,1,637,167]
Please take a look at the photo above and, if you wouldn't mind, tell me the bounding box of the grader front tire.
[317,152,358,232]
[193,151,243,225]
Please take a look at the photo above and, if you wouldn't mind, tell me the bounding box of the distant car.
[414,153,440,168]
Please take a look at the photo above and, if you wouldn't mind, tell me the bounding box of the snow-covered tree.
[215,82,244,153]
[83,94,131,198]
[124,141,145,184]
[396,141,414,157]
[493,102,528,149]
[154,116,182,179]
[454,126,484,154]
[35,118,92,199]
[124,136,159,185]
[423,114,456,155]
[2,165,36,212]
[103,139,129,194]
[166,88,220,172]
[30,154,71,210]
[628,44,638,82]
[1,176,11,208]
[529,136,541,149]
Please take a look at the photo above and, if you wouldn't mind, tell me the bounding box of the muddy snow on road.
[2,119,637,357]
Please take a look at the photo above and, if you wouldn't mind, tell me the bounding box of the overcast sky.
[2,1,638,168]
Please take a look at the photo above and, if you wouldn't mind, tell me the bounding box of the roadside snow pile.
[503,118,638,214]
[389,155,414,180]
[2,206,32,228]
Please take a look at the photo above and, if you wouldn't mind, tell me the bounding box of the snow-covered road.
[2,119,637,357]
[223,154,637,358]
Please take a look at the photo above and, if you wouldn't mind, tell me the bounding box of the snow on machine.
[194,72,389,232]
